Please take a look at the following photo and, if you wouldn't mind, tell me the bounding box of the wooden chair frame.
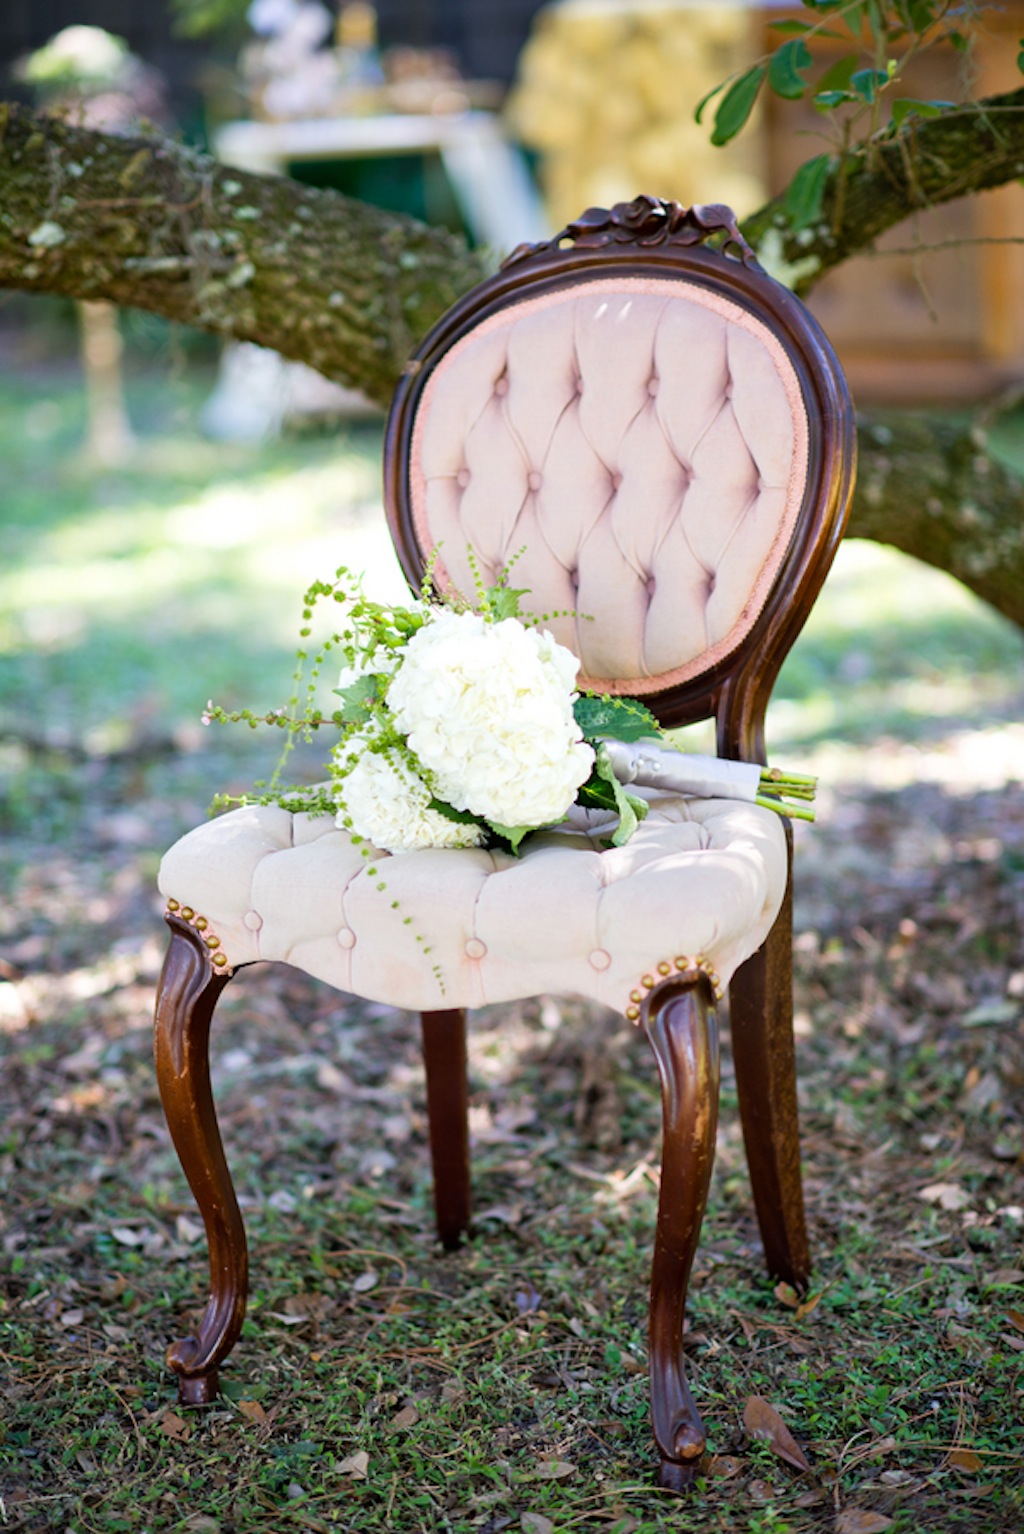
[153,196,856,1488]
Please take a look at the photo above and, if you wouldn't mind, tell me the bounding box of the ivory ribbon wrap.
[601,739,763,803]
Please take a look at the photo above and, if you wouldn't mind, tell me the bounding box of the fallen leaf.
[338,1450,369,1479]
[985,1269,1024,1287]
[709,1454,742,1478]
[1001,1332,1024,1352]
[1005,1309,1024,1332]
[774,1281,800,1308]
[533,1460,576,1480]
[60,1308,85,1328]
[175,1214,205,1244]
[390,1404,419,1431]
[795,1290,825,1322]
[948,1448,983,1472]
[743,1395,811,1472]
[110,1226,146,1247]
[352,1269,379,1293]
[237,1399,267,1424]
[159,1409,191,1441]
[522,1516,555,1534]
[835,1513,893,1533]
[918,1183,971,1211]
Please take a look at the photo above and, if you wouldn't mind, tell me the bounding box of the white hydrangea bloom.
[333,735,486,854]
[386,609,595,829]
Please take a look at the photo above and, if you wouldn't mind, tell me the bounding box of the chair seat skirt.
[158,795,788,1014]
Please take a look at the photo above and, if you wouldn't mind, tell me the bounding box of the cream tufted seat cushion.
[158,795,788,1014]
[411,276,809,694]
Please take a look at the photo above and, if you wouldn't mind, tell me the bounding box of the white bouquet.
[207,562,815,851]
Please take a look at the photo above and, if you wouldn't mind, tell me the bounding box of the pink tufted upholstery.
[158,792,787,1013]
[411,278,809,693]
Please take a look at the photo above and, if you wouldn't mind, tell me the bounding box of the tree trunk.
[1,101,1023,630]
[850,411,1024,628]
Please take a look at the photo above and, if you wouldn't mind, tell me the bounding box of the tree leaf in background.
[769,38,814,100]
[784,152,834,228]
[710,65,767,146]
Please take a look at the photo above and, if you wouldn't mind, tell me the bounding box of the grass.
[1,345,1023,1532]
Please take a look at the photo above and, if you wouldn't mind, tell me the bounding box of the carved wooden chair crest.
[154,195,856,1486]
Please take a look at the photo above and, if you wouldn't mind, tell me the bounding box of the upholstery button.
[527,471,542,492]
[610,471,622,490]
[243,910,263,931]
[465,938,487,959]
[589,948,611,971]
[493,375,509,397]
[337,927,356,949]
[647,376,659,397]
[456,468,470,488]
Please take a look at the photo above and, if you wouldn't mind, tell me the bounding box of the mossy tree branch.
[740,88,1024,296]
[1,99,1023,629]
[0,102,487,407]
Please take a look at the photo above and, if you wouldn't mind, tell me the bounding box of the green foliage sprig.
[697,1,990,230]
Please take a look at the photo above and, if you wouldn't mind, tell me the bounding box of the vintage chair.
[154,196,856,1487]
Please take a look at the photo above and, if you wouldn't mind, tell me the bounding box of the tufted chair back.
[385,197,853,750]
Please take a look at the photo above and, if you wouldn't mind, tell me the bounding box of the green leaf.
[709,64,767,146]
[332,674,381,724]
[783,152,833,229]
[850,67,890,103]
[484,584,529,622]
[816,52,860,94]
[768,38,813,100]
[904,0,940,28]
[427,798,485,827]
[591,745,649,848]
[814,89,855,111]
[890,97,953,128]
[487,821,533,855]
[769,19,841,37]
[574,694,663,744]
[1019,38,1024,75]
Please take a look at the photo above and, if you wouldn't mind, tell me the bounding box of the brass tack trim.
[165,903,233,978]
[625,954,724,1022]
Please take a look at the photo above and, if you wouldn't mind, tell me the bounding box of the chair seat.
[158,794,788,1013]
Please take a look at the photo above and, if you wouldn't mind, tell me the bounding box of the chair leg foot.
[657,1456,701,1492]
[643,976,720,1481]
[154,915,248,1400]
[178,1369,219,1406]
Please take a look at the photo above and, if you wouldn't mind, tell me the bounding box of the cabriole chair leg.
[420,1008,472,1249]
[729,867,811,1290]
[154,914,248,1404]
[642,976,720,1489]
